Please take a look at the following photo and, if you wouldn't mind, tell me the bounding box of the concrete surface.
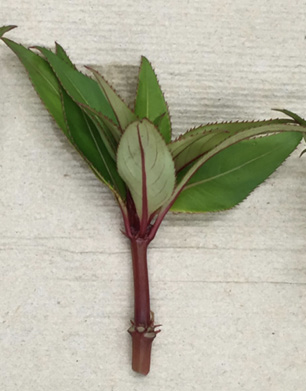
[1,1,306,390]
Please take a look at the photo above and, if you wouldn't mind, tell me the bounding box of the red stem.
[128,237,158,375]
[131,238,151,326]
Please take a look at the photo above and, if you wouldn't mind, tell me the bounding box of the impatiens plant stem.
[128,237,157,375]
[130,238,151,327]
[122,193,158,375]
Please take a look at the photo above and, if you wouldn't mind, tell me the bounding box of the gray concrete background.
[1,1,306,390]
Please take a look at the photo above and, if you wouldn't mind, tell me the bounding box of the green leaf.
[34,47,119,125]
[163,123,306,213]
[272,108,306,126]
[0,25,17,38]
[1,37,69,136]
[135,56,171,143]
[88,66,137,131]
[34,46,116,121]
[273,109,306,154]
[171,132,302,212]
[34,46,122,158]
[74,102,120,161]
[61,89,126,198]
[77,100,122,142]
[1,32,125,198]
[153,112,166,128]
[169,119,296,171]
[117,119,175,224]
[55,42,75,68]
[53,46,124,150]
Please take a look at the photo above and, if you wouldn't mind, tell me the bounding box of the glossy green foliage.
[117,119,175,220]
[1,29,126,199]
[62,90,126,197]
[1,25,305,226]
[53,43,125,195]
[34,47,118,124]
[169,123,306,210]
[172,132,302,212]
[168,119,295,171]
[35,46,122,158]
[2,37,68,134]
[135,56,172,143]
[3,26,305,377]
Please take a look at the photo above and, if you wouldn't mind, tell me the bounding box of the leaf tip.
[299,149,306,158]
[140,55,149,63]
[0,25,18,38]
[54,41,62,51]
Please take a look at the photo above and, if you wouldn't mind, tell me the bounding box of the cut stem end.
[128,324,157,375]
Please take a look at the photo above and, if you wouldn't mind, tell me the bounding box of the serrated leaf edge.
[134,56,172,141]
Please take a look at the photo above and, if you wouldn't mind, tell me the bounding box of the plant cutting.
[1,25,306,375]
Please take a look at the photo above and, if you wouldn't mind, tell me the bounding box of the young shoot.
[1,25,305,375]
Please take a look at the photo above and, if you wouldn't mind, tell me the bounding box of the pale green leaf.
[117,119,175,221]
[88,66,137,131]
